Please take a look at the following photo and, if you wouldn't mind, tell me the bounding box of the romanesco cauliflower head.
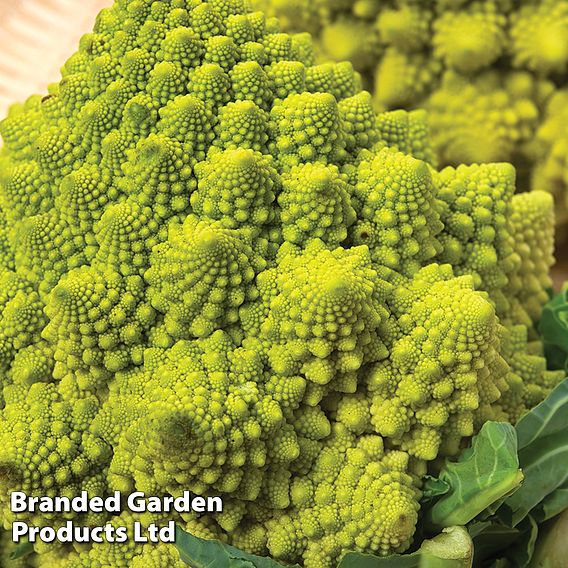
[0,1,563,567]
[253,0,568,224]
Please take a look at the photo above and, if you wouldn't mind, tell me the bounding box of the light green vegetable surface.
[253,0,568,226]
[0,1,566,567]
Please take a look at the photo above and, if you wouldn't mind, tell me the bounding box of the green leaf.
[426,422,522,528]
[337,527,473,568]
[502,378,568,527]
[467,521,520,566]
[505,515,538,568]
[515,377,568,449]
[465,516,537,568]
[421,476,450,503]
[539,286,568,371]
[533,483,568,523]
[175,526,300,568]
[9,541,34,560]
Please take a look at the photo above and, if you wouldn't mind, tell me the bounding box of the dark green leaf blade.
[502,378,568,526]
[533,483,568,523]
[9,541,34,561]
[515,378,568,450]
[539,287,568,371]
[421,476,450,504]
[175,526,231,568]
[467,521,520,566]
[175,526,300,568]
[505,515,538,568]
[426,422,522,528]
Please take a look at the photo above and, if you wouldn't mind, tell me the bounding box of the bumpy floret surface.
[0,1,562,567]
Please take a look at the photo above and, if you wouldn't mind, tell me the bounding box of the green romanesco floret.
[254,0,568,227]
[0,1,562,567]
[510,0,568,75]
[368,264,509,460]
[432,2,507,74]
[427,71,547,168]
[504,191,556,331]
[532,90,568,227]
[350,148,443,275]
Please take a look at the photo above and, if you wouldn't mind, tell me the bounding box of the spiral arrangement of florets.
[0,1,563,567]
[254,0,568,222]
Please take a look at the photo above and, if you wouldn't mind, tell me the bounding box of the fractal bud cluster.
[0,0,564,567]
[254,0,568,224]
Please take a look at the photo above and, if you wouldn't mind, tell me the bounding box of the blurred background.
[0,0,565,287]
